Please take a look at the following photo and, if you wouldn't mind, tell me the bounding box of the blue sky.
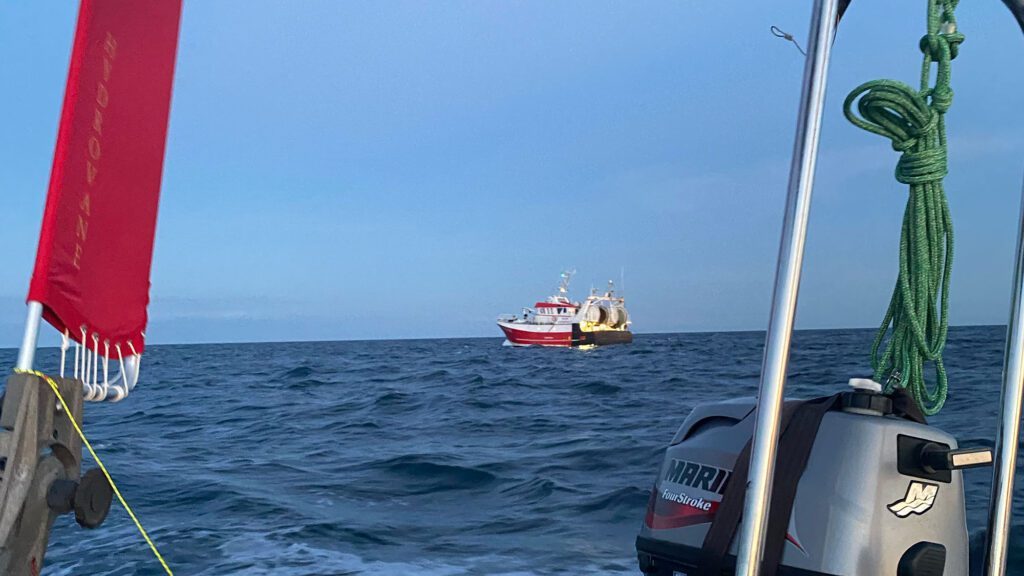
[1,1,1022,346]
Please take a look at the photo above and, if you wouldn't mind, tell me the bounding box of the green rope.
[843,0,964,416]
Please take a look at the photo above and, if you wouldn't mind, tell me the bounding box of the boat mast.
[733,0,839,574]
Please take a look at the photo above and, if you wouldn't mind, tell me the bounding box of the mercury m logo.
[888,481,939,518]
[663,459,731,495]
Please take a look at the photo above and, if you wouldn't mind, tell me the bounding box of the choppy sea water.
[2,326,1023,575]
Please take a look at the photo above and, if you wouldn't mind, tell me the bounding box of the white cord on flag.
[92,334,100,401]
[127,341,141,391]
[82,334,88,395]
[80,327,92,399]
[60,330,69,378]
[85,349,91,399]
[100,340,110,401]
[87,344,95,399]
[109,344,129,402]
[64,333,143,403]
[78,328,87,381]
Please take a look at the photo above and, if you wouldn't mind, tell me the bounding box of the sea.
[2,326,1023,575]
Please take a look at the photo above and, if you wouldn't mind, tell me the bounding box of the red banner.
[28,0,183,355]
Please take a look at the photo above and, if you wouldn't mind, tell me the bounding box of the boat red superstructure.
[497,271,633,347]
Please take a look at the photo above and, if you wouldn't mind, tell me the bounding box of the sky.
[1,1,1023,346]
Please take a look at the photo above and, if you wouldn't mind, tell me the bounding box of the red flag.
[28,0,183,355]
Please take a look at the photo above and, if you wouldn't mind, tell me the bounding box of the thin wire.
[770,25,807,56]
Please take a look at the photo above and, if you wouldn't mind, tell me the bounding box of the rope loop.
[844,80,934,150]
[770,25,807,56]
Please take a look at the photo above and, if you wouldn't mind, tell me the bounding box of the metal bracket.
[0,373,83,576]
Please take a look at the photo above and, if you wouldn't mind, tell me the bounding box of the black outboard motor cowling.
[636,380,991,576]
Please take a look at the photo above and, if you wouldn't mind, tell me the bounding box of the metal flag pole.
[734,0,839,574]
[15,301,44,371]
[985,175,1024,576]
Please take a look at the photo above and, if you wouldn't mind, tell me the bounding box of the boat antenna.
[771,25,807,56]
[559,269,575,296]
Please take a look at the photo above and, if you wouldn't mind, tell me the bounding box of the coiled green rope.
[843,0,964,416]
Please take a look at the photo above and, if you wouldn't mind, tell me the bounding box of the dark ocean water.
[2,326,1023,575]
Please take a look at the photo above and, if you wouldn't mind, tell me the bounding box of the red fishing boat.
[497,271,633,347]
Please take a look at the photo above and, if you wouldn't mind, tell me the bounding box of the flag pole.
[16,301,44,371]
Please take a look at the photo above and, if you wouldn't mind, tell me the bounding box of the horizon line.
[0,323,1006,352]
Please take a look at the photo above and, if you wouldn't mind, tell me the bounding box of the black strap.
[760,395,840,576]
[695,437,750,575]
[889,387,928,424]
[696,401,803,576]
[696,391,925,575]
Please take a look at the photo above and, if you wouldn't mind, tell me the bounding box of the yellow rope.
[13,369,174,576]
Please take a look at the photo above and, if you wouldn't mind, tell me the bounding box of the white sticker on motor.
[888,481,939,517]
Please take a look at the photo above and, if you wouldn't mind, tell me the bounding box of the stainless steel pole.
[15,301,43,371]
[984,175,1024,576]
[734,0,839,574]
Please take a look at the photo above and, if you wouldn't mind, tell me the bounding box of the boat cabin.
[528,301,578,324]
[534,302,576,315]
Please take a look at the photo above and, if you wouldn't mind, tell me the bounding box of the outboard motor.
[627,0,1024,571]
[635,379,993,575]
[630,0,1024,572]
